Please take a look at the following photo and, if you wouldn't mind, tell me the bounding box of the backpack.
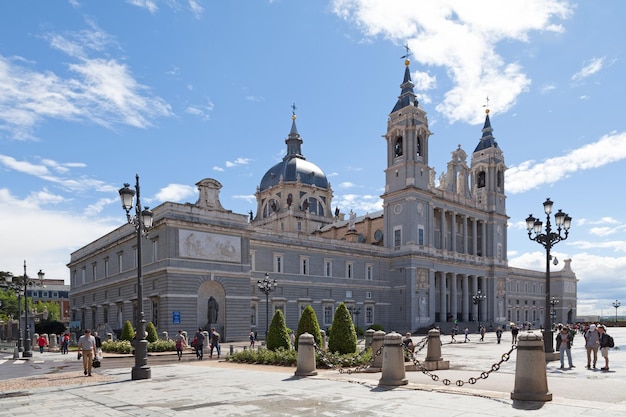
[607,334,615,348]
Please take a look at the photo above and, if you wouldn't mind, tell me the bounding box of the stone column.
[367,330,386,372]
[462,274,469,321]
[511,332,552,401]
[294,333,317,377]
[439,272,447,323]
[378,332,408,386]
[450,274,458,323]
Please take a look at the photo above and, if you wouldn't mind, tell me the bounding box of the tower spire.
[285,102,304,160]
[392,46,418,113]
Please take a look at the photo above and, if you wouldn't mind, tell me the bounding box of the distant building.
[68,59,577,340]
[29,278,71,324]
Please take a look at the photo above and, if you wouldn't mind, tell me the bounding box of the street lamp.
[119,174,154,380]
[526,197,572,354]
[612,300,621,325]
[257,273,277,339]
[0,262,44,358]
[472,290,486,332]
[347,306,361,329]
[550,297,560,328]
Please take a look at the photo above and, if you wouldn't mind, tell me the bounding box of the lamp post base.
[131,337,151,380]
[131,366,152,380]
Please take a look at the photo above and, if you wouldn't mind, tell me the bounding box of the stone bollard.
[294,332,317,376]
[365,329,375,348]
[161,331,169,340]
[107,333,113,341]
[378,332,408,386]
[320,330,327,350]
[421,328,450,371]
[367,330,386,372]
[229,345,234,355]
[511,332,552,402]
[49,334,59,352]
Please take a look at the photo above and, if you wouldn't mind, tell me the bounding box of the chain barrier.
[409,343,517,387]
[313,342,384,374]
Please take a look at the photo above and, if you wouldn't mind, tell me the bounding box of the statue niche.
[207,296,219,327]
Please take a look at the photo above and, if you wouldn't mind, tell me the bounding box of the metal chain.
[313,342,384,374]
[410,343,517,386]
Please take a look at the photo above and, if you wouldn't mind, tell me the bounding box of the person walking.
[585,323,600,369]
[557,326,574,369]
[209,327,221,359]
[450,325,458,343]
[479,326,486,342]
[464,327,470,343]
[174,330,186,360]
[194,328,206,360]
[495,327,503,344]
[93,331,103,362]
[77,329,97,376]
[61,333,70,354]
[249,331,256,349]
[597,324,611,371]
[37,335,48,353]
[511,325,519,345]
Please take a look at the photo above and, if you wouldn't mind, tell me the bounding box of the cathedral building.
[68,59,577,341]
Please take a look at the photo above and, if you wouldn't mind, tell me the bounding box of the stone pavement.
[0,328,624,416]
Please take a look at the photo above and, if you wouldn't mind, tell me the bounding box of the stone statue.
[207,296,219,324]
[348,210,356,230]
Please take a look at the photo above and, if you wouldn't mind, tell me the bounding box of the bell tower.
[381,56,434,249]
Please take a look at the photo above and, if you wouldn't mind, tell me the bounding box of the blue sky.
[1,1,625,318]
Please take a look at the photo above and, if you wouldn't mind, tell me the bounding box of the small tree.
[146,321,158,342]
[121,320,134,341]
[328,303,357,354]
[266,309,291,351]
[296,305,322,350]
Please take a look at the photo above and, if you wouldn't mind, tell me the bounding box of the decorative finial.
[401,43,412,66]
[483,96,490,114]
[291,102,297,120]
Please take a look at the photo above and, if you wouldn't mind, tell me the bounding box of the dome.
[259,157,328,191]
[258,112,329,192]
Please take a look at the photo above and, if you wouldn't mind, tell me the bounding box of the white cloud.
[338,182,356,189]
[572,57,605,81]
[213,166,224,172]
[335,193,383,213]
[0,24,172,140]
[126,0,158,14]
[332,0,572,124]
[225,157,252,168]
[506,131,626,194]
[154,183,196,203]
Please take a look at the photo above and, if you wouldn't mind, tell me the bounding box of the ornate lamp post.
[348,306,361,329]
[550,297,560,328]
[257,273,277,339]
[612,300,621,325]
[472,290,486,332]
[526,197,572,354]
[119,174,154,380]
[0,262,44,357]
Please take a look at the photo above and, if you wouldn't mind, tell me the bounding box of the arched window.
[394,136,403,157]
[416,137,421,157]
[477,171,486,188]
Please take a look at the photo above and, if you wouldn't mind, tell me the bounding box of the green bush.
[121,320,134,341]
[146,322,158,343]
[226,347,371,369]
[367,324,385,332]
[227,347,297,366]
[102,339,175,353]
[148,339,175,352]
[296,305,322,350]
[328,303,357,354]
[266,309,291,351]
[102,340,132,354]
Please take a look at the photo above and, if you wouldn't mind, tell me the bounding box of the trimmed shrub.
[146,322,158,343]
[121,320,134,341]
[328,303,357,354]
[147,339,175,352]
[102,340,132,354]
[367,324,385,332]
[266,309,291,351]
[296,305,322,350]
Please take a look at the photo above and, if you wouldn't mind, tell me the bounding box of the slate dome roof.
[258,114,329,192]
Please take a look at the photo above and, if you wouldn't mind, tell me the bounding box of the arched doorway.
[197,280,225,335]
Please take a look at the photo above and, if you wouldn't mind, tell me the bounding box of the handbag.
[93,358,101,368]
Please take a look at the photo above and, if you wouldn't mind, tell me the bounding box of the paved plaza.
[0,328,625,416]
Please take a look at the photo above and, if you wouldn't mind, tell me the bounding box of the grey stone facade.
[68,61,577,341]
